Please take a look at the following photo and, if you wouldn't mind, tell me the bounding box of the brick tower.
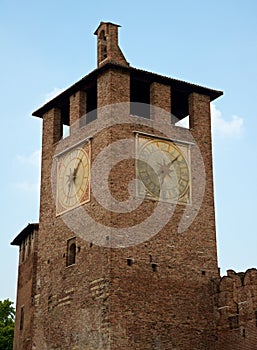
[12,22,224,349]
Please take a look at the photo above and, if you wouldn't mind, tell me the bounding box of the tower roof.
[32,63,223,119]
[94,21,121,35]
[11,223,39,246]
[32,22,223,119]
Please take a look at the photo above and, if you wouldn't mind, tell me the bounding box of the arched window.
[66,238,76,266]
[99,30,107,60]
[99,29,105,40]
[69,243,76,265]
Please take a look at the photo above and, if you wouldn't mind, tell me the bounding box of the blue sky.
[1,0,257,302]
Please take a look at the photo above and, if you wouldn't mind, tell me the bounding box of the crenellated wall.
[215,268,257,349]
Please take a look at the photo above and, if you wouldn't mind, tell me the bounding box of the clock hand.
[159,172,165,187]
[66,172,74,202]
[66,168,74,185]
[73,159,82,180]
[67,179,72,196]
[168,155,179,168]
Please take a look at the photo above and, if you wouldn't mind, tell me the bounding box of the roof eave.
[94,21,121,35]
[32,63,223,118]
[11,223,39,246]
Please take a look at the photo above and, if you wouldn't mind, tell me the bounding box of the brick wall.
[29,71,221,349]
[13,227,38,350]
[13,22,257,350]
[216,268,257,349]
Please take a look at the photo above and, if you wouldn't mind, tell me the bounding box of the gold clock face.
[136,136,190,203]
[56,142,90,214]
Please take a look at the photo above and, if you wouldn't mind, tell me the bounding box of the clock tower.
[12,22,224,349]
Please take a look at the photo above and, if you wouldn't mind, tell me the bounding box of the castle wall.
[216,268,257,349]
[13,227,38,350]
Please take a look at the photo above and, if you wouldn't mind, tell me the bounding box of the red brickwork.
[70,90,86,131]
[11,22,257,350]
[95,22,129,68]
[215,269,257,349]
[12,225,38,350]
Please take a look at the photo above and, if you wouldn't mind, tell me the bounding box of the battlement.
[215,268,257,349]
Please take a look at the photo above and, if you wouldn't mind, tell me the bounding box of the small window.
[99,30,107,60]
[20,306,24,331]
[151,263,157,272]
[127,258,133,266]
[66,238,76,266]
[99,30,105,40]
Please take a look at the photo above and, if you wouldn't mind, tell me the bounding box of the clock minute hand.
[170,155,179,165]
[168,155,179,168]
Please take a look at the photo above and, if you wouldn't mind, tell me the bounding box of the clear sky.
[1,0,257,302]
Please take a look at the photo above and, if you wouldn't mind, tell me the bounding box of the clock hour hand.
[156,155,180,189]
[66,169,74,197]
[67,179,72,196]
[159,172,165,187]
[73,159,82,180]
[66,168,74,185]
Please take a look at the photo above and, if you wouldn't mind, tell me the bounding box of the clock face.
[56,141,90,214]
[136,136,190,204]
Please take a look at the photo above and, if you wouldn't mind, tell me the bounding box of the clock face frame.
[136,135,191,204]
[56,140,91,215]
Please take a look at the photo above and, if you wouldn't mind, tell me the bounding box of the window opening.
[130,78,150,119]
[66,238,76,266]
[80,85,97,127]
[62,124,70,138]
[152,263,157,272]
[61,102,70,139]
[127,258,133,266]
[99,30,107,60]
[175,115,189,129]
[86,85,97,124]
[171,90,189,127]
